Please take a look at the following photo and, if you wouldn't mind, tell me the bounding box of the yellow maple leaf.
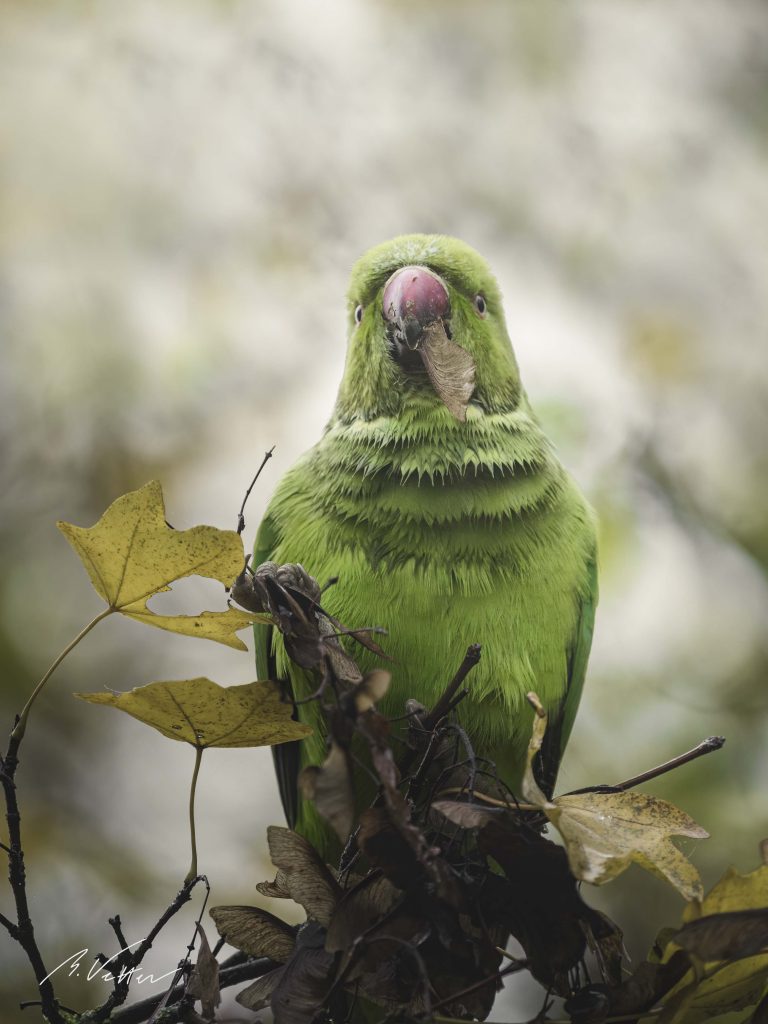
[58,480,266,649]
[75,677,311,748]
[522,694,708,902]
[76,678,312,881]
[652,861,768,1023]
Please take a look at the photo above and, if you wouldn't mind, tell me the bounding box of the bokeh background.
[2,1,767,1020]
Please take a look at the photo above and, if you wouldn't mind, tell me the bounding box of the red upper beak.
[382,266,450,331]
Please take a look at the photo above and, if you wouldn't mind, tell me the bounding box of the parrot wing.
[536,553,598,798]
[253,514,302,829]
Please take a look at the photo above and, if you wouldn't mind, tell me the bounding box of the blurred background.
[1,1,767,1020]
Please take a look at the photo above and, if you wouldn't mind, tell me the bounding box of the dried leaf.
[75,678,312,748]
[349,914,433,1009]
[352,670,391,714]
[325,873,402,954]
[187,926,220,1020]
[359,709,398,791]
[267,826,341,926]
[477,822,617,995]
[236,965,285,1011]
[256,870,292,900]
[520,692,552,807]
[419,320,476,421]
[749,988,768,1024]
[585,910,625,988]
[209,905,296,961]
[318,615,364,685]
[233,562,322,668]
[604,954,692,1019]
[58,480,265,648]
[299,742,355,843]
[551,790,708,901]
[268,923,336,1024]
[673,910,768,961]
[653,862,768,1021]
[522,693,708,901]
[229,568,268,613]
[432,799,500,829]
[271,946,335,1024]
[341,623,390,660]
[358,807,418,890]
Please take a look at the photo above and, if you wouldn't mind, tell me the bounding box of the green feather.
[254,235,598,853]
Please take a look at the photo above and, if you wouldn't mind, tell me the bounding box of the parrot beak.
[382,266,451,367]
[382,265,476,422]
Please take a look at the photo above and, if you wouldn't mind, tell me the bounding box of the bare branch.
[1,727,66,1024]
[422,643,482,731]
[236,446,275,535]
[108,954,274,1024]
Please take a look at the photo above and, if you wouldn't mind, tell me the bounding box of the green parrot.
[254,234,597,854]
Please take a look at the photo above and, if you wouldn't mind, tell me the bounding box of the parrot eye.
[354,304,364,325]
[474,294,487,317]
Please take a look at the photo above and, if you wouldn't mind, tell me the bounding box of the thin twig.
[398,646,483,800]
[0,908,19,939]
[495,946,526,963]
[422,644,482,731]
[430,959,527,1013]
[566,736,726,796]
[236,446,275,534]
[442,687,470,717]
[79,876,207,1024]
[108,954,273,1024]
[109,915,129,952]
[325,626,388,641]
[610,736,726,791]
[146,885,212,1024]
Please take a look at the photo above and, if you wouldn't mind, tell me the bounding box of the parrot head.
[333,235,522,424]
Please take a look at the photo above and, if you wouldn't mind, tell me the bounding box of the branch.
[1,726,66,1024]
[566,736,726,797]
[108,953,275,1024]
[0,908,19,940]
[422,643,482,731]
[79,876,208,1024]
[610,735,726,791]
[236,446,275,535]
[430,959,528,1014]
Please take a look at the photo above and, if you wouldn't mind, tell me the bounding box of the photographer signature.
[42,943,178,986]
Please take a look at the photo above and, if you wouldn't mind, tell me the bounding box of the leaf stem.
[12,606,114,741]
[185,746,204,884]
[436,786,539,810]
